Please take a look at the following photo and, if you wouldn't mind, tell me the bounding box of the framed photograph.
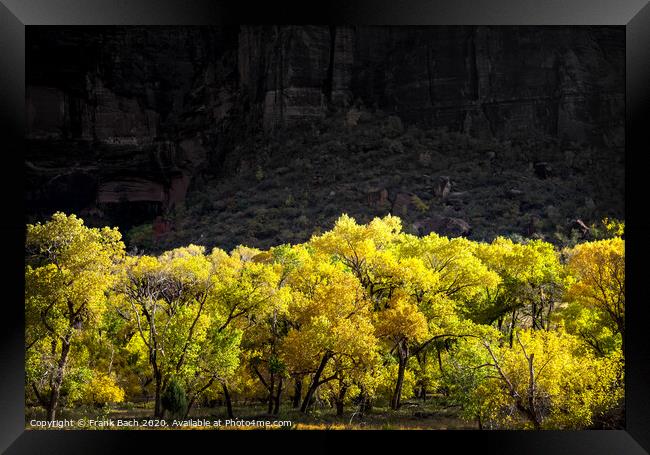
[2,0,649,453]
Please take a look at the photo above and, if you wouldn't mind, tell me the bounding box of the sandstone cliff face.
[246,26,624,146]
[26,27,239,226]
[26,26,624,229]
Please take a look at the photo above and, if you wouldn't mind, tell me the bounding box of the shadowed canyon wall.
[26,26,624,230]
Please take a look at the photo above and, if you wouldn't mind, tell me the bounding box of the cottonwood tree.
[24,213,627,430]
[318,351,381,416]
[313,216,496,410]
[374,290,429,409]
[206,246,291,416]
[469,329,623,429]
[281,256,377,413]
[395,233,500,400]
[559,301,621,357]
[311,215,429,410]
[232,245,300,415]
[474,238,564,344]
[119,245,214,417]
[564,238,625,353]
[25,212,125,420]
[310,214,404,306]
[396,233,500,306]
[441,332,496,428]
[183,324,242,418]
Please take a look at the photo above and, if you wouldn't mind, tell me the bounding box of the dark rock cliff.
[25,26,624,235]
[239,25,624,144]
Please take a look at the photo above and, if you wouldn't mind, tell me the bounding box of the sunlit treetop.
[475,237,563,286]
[26,211,125,270]
[310,213,402,262]
[26,212,126,336]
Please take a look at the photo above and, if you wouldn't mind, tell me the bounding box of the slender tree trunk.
[545,301,554,331]
[185,376,224,419]
[267,372,275,414]
[301,352,331,413]
[509,309,517,348]
[46,338,71,421]
[516,401,541,430]
[154,369,163,418]
[486,339,541,430]
[292,378,302,408]
[336,385,347,416]
[391,339,409,410]
[222,383,234,418]
[273,376,283,415]
[417,352,427,401]
[526,353,541,430]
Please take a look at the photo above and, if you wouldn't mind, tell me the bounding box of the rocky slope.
[25,26,625,249]
[134,111,623,252]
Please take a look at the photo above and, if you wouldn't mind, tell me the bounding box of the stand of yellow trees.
[25,213,624,429]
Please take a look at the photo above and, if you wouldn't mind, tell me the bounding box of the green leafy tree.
[162,377,188,418]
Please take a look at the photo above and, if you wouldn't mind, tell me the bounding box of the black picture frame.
[1,1,649,453]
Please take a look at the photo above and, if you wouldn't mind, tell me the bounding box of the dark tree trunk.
[516,402,541,430]
[273,376,283,415]
[545,301,555,331]
[509,309,517,348]
[391,339,408,410]
[154,369,164,418]
[184,377,217,419]
[336,385,347,416]
[222,383,234,418]
[46,337,71,421]
[416,352,427,401]
[301,352,331,413]
[292,378,302,408]
[267,372,275,414]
